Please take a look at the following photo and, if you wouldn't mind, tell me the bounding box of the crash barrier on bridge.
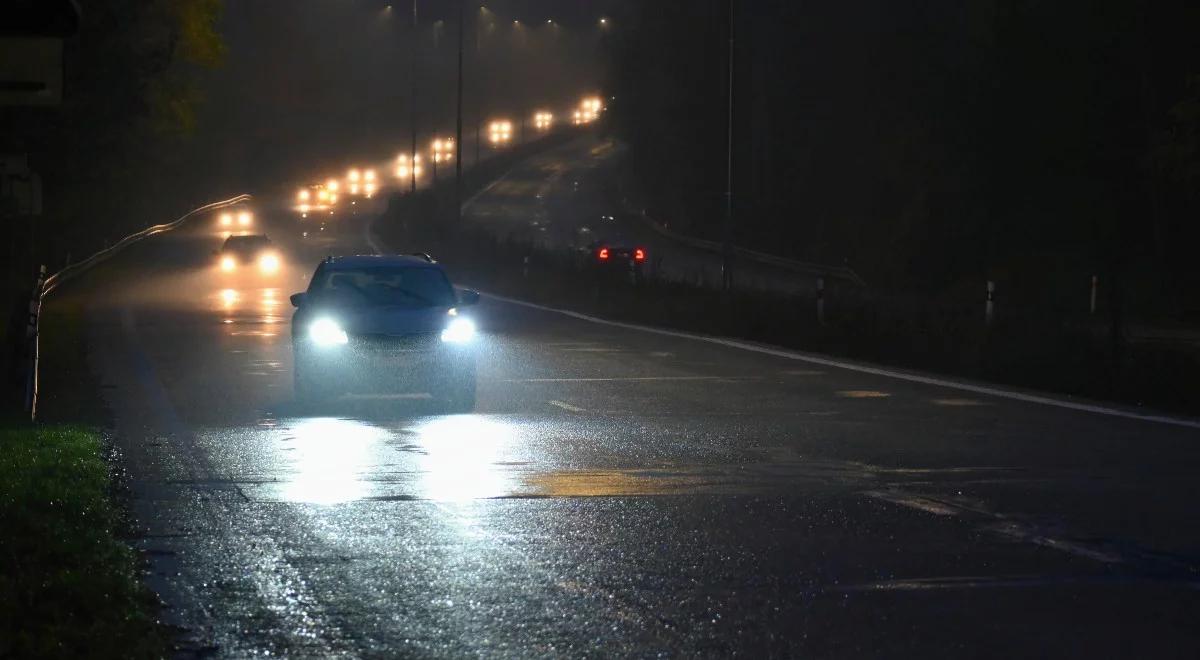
[22,193,254,419]
[629,207,868,288]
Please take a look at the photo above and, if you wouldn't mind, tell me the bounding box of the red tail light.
[634,248,646,262]
[598,247,610,260]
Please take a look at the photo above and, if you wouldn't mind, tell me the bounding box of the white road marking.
[548,400,586,413]
[933,398,990,407]
[502,376,752,383]
[482,293,1200,430]
[836,390,891,399]
[866,490,1125,564]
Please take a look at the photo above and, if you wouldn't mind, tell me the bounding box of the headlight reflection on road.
[281,418,385,504]
[219,288,238,310]
[414,416,516,502]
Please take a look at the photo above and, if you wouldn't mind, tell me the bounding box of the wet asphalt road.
[39,146,1200,657]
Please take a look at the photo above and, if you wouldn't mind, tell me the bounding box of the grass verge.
[0,423,165,659]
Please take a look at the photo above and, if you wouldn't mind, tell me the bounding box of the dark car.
[580,239,647,283]
[219,234,281,276]
[289,254,480,410]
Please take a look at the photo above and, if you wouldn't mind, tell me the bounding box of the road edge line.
[481,292,1200,430]
[366,146,1199,430]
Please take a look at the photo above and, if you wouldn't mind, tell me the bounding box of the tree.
[0,0,226,273]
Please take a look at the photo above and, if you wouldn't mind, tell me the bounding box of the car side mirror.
[289,292,307,308]
[458,289,480,306]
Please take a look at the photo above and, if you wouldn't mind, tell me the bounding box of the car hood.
[303,304,451,336]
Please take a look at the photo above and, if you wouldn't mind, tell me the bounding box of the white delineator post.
[816,277,826,325]
[24,264,47,416]
[1090,275,1098,315]
[985,280,995,325]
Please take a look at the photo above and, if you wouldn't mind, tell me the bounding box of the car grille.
[352,332,440,353]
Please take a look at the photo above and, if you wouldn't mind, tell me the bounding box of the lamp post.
[721,0,735,291]
[455,0,464,222]
[409,0,418,194]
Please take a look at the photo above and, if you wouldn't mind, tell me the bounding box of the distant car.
[217,208,254,229]
[580,239,647,282]
[295,182,338,218]
[289,254,480,410]
[218,234,281,275]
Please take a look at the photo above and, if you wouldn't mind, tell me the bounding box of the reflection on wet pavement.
[411,416,517,501]
[213,286,287,326]
[280,417,385,504]
[251,415,520,504]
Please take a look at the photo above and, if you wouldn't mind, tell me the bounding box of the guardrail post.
[816,277,826,325]
[24,264,46,417]
[22,194,252,419]
[1090,275,1098,315]
[985,280,995,325]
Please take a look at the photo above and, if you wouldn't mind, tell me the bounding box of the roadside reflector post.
[24,264,47,417]
[985,280,995,325]
[1090,275,1098,315]
[523,255,529,279]
[816,277,826,325]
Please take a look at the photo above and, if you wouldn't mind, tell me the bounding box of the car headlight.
[309,318,348,346]
[259,253,280,274]
[220,256,236,272]
[441,316,476,343]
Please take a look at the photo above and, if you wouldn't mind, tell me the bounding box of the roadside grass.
[1,265,162,658]
[0,423,165,659]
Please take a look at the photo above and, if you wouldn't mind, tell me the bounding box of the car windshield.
[309,266,455,308]
[223,236,270,250]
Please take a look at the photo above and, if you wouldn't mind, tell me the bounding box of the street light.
[488,120,513,145]
[534,111,553,130]
[572,96,603,125]
[431,137,454,182]
[395,153,424,181]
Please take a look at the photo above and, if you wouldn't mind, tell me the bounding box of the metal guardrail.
[631,209,868,287]
[23,193,253,419]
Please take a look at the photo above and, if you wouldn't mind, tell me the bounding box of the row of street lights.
[379,2,612,222]
[295,93,591,212]
[394,135,460,184]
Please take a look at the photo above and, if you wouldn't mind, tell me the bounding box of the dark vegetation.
[1,0,225,409]
[0,423,164,659]
[604,1,1200,327]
